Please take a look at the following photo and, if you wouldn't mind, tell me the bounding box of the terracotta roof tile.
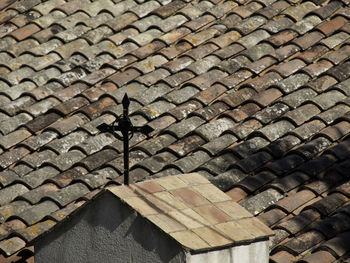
[4,0,350,260]
[298,250,336,263]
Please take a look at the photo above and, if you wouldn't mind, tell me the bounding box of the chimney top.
[107,173,274,252]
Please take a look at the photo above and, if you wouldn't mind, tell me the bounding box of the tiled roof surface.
[0,0,350,262]
[108,173,273,251]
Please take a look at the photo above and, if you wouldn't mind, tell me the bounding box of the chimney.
[34,173,274,263]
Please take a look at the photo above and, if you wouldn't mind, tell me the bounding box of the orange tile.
[10,24,40,40]
[180,208,211,226]
[171,188,210,207]
[135,180,165,193]
[226,187,248,202]
[193,204,231,225]
[153,191,188,210]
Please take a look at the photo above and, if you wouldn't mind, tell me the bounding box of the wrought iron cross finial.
[97,93,154,185]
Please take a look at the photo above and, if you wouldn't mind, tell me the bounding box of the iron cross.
[97,94,153,185]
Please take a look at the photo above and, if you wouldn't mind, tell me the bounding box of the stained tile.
[0,147,30,169]
[193,204,231,224]
[270,251,297,263]
[299,250,336,263]
[0,237,26,256]
[47,183,90,207]
[233,2,262,18]
[317,16,347,36]
[283,104,320,126]
[258,208,287,227]
[304,193,348,217]
[241,188,283,215]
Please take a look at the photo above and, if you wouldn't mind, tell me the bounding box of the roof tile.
[233,2,263,18]
[282,230,325,255]
[258,208,287,227]
[2,0,350,260]
[283,104,320,126]
[317,231,350,257]
[290,15,322,35]
[256,0,289,19]
[298,250,336,263]
[46,183,89,207]
[17,200,59,225]
[200,152,239,175]
[184,43,219,60]
[235,151,273,173]
[241,188,283,215]
[303,193,349,217]
[270,250,296,263]
[0,147,30,169]
[18,184,59,205]
[0,237,26,257]
[292,137,331,159]
[17,220,55,243]
[317,16,347,36]
[79,149,118,172]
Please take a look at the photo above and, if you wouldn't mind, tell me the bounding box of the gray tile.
[17,200,59,225]
[280,88,317,108]
[199,153,238,175]
[255,120,295,141]
[209,169,247,191]
[165,116,206,139]
[310,90,346,110]
[22,167,60,189]
[254,103,289,124]
[136,134,176,155]
[49,150,86,171]
[18,184,59,205]
[241,188,283,215]
[137,100,176,120]
[230,137,270,159]
[172,151,210,173]
[201,134,237,156]
[0,184,29,206]
[237,30,270,48]
[137,151,177,173]
[22,150,57,168]
[46,131,89,154]
[47,183,90,207]
[195,118,235,141]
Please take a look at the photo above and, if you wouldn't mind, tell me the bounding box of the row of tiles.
[2,0,350,262]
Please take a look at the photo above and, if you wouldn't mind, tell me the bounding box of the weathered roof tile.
[2,0,350,260]
[16,200,59,225]
[46,183,89,207]
[0,237,26,257]
[241,188,283,216]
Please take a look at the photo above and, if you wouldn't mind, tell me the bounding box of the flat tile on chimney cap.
[107,173,274,251]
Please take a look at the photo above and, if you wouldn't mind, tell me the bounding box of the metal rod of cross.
[97,94,154,185]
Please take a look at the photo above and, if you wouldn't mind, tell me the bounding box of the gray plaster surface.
[35,191,186,263]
